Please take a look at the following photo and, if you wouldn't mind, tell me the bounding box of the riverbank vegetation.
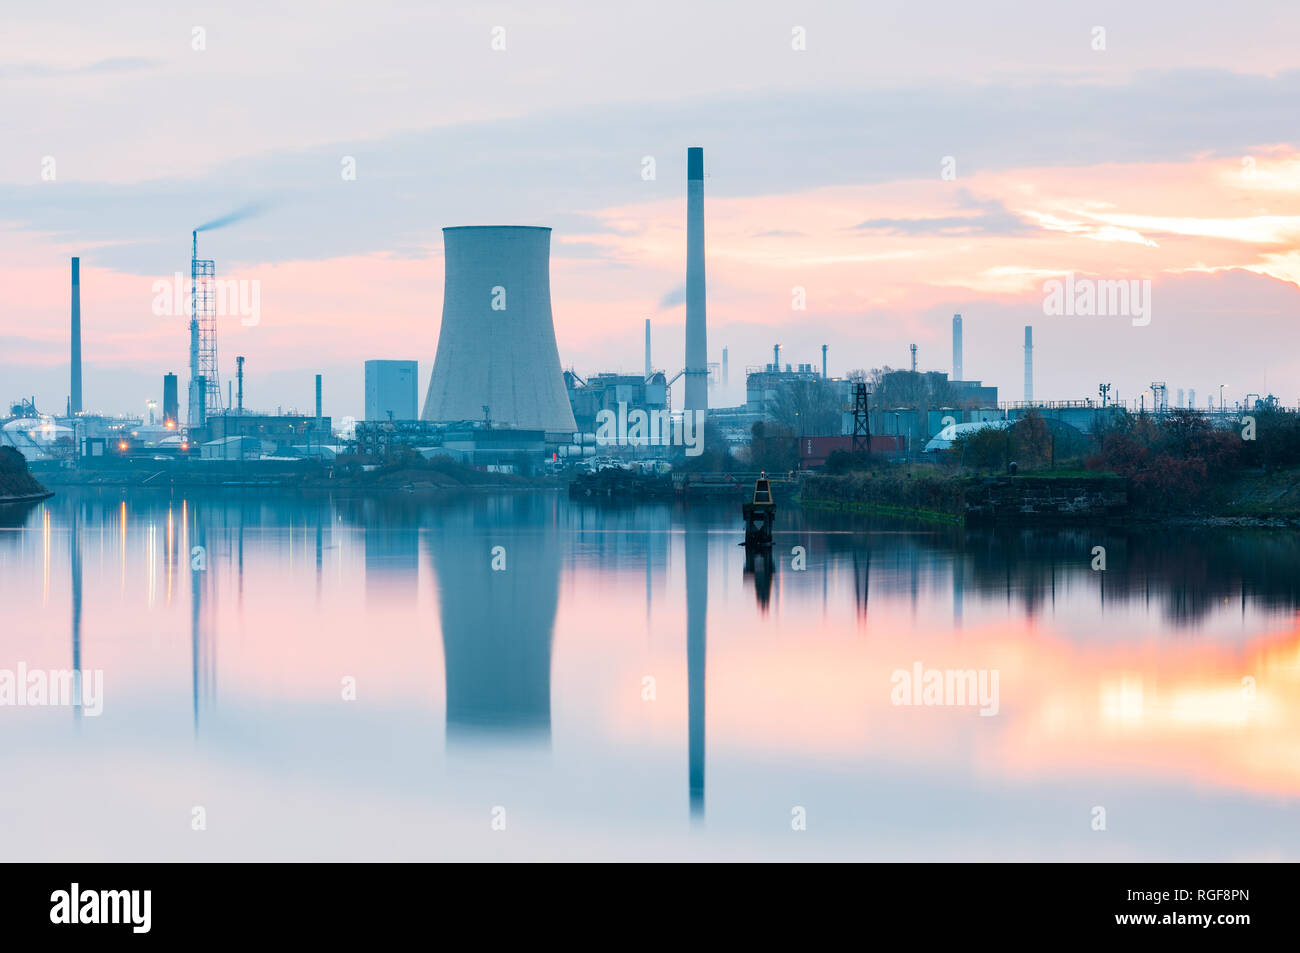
[811,408,1300,522]
[0,446,53,500]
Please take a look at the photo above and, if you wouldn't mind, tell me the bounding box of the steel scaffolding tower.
[190,231,222,424]
[1151,381,1168,414]
[851,382,871,454]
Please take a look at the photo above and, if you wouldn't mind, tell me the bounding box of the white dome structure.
[421,226,576,434]
[924,419,1010,453]
[1,417,72,461]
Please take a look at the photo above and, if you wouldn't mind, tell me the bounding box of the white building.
[365,360,418,422]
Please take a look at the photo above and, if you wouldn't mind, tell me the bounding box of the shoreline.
[0,490,55,506]
[799,496,1300,529]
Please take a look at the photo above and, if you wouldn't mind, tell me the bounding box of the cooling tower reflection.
[426,494,560,744]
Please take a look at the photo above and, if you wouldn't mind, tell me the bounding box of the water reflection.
[685,512,707,817]
[69,501,82,723]
[425,495,559,744]
[3,488,1300,858]
[741,543,776,612]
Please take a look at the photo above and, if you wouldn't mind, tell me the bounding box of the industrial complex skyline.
[6,0,1300,891]
[4,2,1300,418]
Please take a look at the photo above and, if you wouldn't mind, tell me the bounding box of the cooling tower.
[684,147,708,413]
[422,226,576,433]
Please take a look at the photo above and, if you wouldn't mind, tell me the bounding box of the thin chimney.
[952,314,962,382]
[70,257,82,415]
[1024,326,1034,404]
[684,147,708,412]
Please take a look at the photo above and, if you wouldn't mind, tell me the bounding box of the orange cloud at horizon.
[4,148,1299,409]
[560,564,1300,797]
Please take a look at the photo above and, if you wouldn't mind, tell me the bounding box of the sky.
[2,0,1300,418]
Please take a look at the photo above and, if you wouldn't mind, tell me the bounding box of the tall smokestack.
[70,257,82,415]
[684,147,708,413]
[952,314,962,381]
[821,344,828,378]
[188,231,201,429]
[163,373,178,427]
[1024,326,1033,404]
[722,347,728,387]
[315,374,322,424]
[644,318,651,379]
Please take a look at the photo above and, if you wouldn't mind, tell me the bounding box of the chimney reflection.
[685,513,707,819]
[70,500,82,723]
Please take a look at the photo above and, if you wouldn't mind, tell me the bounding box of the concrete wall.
[963,476,1128,523]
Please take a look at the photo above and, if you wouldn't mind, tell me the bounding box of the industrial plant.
[5,2,1300,885]
[1,145,1287,484]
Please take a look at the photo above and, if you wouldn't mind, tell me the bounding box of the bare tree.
[771,378,841,435]
[868,367,956,408]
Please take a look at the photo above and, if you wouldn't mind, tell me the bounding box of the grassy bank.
[1215,467,1300,521]
[0,447,53,501]
[799,495,964,524]
[802,464,1300,526]
[801,470,967,522]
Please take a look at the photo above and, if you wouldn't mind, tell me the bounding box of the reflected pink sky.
[2,492,1297,860]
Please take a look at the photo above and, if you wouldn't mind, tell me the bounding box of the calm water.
[2,488,1299,861]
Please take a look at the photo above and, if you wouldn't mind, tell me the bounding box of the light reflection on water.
[1,488,1298,861]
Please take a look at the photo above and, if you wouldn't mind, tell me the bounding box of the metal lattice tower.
[191,231,222,420]
[1151,381,1168,414]
[851,382,871,454]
